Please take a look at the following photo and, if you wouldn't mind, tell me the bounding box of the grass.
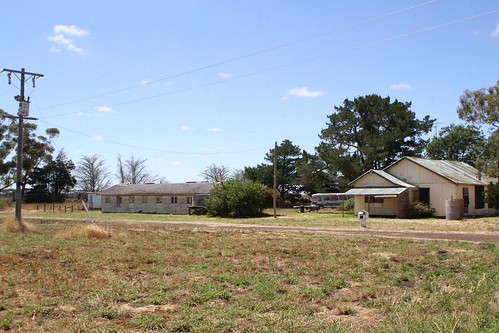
[0,216,497,332]
[1,207,498,233]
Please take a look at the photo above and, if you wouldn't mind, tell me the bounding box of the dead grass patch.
[2,216,35,233]
[55,223,111,239]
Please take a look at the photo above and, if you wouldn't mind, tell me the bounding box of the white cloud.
[48,24,89,54]
[172,161,181,165]
[218,72,232,79]
[53,24,89,37]
[288,86,323,98]
[390,83,412,90]
[181,125,196,131]
[207,127,222,132]
[96,106,114,113]
[491,22,499,37]
[93,135,104,141]
[140,79,150,86]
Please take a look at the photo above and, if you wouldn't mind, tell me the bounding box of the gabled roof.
[348,169,415,188]
[101,182,214,196]
[386,157,496,186]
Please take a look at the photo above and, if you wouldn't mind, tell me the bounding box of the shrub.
[338,198,355,211]
[407,201,434,218]
[205,179,272,218]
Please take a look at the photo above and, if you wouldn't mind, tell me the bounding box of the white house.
[345,157,497,218]
[101,182,213,215]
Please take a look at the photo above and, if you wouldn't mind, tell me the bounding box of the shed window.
[129,196,135,204]
[142,196,148,203]
[171,197,178,204]
[187,196,192,205]
[105,197,110,204]
[156,196,162,204]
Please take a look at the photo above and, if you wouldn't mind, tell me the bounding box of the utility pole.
[273,141,277,218]
[0,68,43,222]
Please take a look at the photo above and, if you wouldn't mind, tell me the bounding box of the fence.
[35,203,84,213]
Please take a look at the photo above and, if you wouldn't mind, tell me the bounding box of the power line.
[38,0,439,112]
[42,8,499,120]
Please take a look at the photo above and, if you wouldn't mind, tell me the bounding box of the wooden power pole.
[0,68,43,222]
[273,141,277,218]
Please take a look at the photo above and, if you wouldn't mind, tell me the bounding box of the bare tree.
[116,155,158,184]
[201,164,232,183]
[75,154,111,192]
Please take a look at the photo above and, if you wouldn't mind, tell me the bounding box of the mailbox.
[358,209,369,228]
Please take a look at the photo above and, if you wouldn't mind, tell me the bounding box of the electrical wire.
[42,8,499,120]
[38,0,439,112]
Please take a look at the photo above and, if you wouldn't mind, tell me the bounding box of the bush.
[205,179,272,218]
[407,201,434,218]
[338,198,355,211]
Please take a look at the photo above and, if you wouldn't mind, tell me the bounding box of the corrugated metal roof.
[371,170,416,187]
[101,182,214,196]
[389,157,496,185]
[344,187,408,196]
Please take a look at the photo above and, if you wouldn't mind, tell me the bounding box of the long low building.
[101,182,214,214]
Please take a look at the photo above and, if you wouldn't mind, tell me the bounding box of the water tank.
[445,198,464,220]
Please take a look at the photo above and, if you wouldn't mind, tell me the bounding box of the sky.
[1,0,498,184]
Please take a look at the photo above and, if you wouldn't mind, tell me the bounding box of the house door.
[419,188,430,205]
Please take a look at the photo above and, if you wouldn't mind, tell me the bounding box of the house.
[345,157,497,218]
[101,182,214,214]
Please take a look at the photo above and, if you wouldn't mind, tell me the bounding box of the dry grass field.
[0,210,498,332]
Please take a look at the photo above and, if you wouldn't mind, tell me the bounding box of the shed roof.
[101,182,214,196]
[386,157,496,185]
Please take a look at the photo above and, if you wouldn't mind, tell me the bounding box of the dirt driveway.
[96,219,499,243]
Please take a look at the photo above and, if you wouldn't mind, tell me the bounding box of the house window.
[463,188,469,213]
[475,186,485,209]
[105,197,110,204]
[129,196,135,204]
[156,196,162,204]
[142,196,148,203]
[187,196,192,205]
[171,196,178,204]
[116,196,122,207]
[365,196,384,204]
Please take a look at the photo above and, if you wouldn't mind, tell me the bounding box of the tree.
[425,124,485,166]
[244,140,302,205]
[317,94,435,182]
[204,179,271,217]
[457,82,499,178]
[116,155,158,184]
[25,150,76,203]
[295,150,338,195]
[485,182,499,209]
[0,110,59,196]
[457,81,498,130]
[75,154,111,192]
[201,164,232,183]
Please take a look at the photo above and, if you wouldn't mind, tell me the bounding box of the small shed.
[87,192,102,210]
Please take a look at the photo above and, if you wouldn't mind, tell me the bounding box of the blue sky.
[1,0,498,183]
